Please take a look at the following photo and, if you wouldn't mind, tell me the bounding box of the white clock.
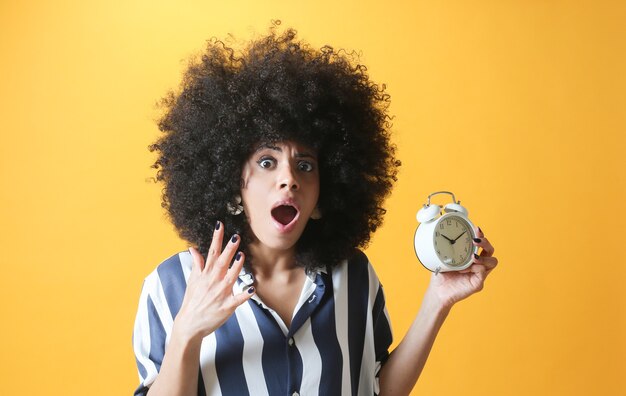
[414,191,479,274]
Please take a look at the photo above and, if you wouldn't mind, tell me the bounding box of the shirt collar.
[233,265,328,293]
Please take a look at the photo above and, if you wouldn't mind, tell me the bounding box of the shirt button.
[288,337,294,346]
[292,392,299,396]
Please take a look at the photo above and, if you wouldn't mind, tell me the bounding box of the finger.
[484,256,499,276]
[205,220,224,273]
[482,256,498,271]
[461,264,482,273]
[213,234,241,279]
[471,254,498,271]
[472,235,495,257]
[474,225,484,238]
[228,284,256,310]
[188,246,205,273]
[224,251,245,286]
[469,263,488,275]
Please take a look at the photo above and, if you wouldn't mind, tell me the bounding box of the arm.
[146,326,203,396]
[378,287,450,395]
[378,226,498,396]
[135,222,255,396]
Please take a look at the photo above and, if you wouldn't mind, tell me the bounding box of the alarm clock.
[414,191,479,274]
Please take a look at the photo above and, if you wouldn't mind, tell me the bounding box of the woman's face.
[240,141,320,254]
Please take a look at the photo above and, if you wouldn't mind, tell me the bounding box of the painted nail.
[235,252,242,261]
[478,226,482,234]
[231,234,239,243]
[215,221,221,230]
[473,238,482,243]
[474,253,480,260]
[247,286,255,294]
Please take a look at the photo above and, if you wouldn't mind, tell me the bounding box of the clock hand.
[441,234,454,244]
[452,231,467,242]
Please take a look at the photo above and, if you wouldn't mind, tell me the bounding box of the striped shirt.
[132,249,393,396]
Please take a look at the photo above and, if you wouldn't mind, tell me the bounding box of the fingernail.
[473,238,482,243]
[474,253,480,260]
[231,234,239,243]
[478,226,482,234]
[215,221,221,230]
[247,286,255,294]
[235,252,242,261]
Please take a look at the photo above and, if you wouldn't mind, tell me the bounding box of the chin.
[252,225,306,252]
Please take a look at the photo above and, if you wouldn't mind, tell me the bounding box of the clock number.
[439,223,444,230]
[447,220,452,226]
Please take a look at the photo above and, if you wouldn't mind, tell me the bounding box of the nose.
[278,163,299,191]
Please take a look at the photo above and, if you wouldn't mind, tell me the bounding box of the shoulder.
[332,249,381,288]
[141,250,193,295]
[333,248,369,270]
[348,248,369,266]
[342,248,377,275]
[137,250,193,320]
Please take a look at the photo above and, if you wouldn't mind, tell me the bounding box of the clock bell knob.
[443,202,468,216]
[416,204,441,223]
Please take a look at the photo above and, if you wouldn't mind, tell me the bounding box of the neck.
[248,242,299,279]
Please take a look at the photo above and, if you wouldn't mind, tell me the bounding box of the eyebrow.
[254,144,317,159]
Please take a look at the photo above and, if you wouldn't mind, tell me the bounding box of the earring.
[227,195,244,216]
[310,207,322,220]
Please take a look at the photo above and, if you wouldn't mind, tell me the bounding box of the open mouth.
[271,204,299,226]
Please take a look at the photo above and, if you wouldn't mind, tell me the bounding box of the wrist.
[171,314,204,348]
[423,286,454,316]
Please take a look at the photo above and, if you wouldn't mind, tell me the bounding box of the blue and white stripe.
[133,250,393,396]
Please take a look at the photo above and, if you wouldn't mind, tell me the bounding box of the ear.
[310,206,322,220]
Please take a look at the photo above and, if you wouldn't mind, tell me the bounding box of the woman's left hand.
[427,226,498,309]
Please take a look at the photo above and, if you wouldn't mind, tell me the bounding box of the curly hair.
[149,23,400,271]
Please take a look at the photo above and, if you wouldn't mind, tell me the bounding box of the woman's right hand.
[173,221,255,343]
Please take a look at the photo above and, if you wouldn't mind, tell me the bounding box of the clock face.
[433,215,474,267]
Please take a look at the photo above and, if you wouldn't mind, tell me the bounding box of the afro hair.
[149,22,400,271]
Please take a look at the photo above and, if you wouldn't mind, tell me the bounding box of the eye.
[297,161,315,172]
[257,156,276,169]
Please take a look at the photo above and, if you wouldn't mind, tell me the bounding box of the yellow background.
[1,1,624,395]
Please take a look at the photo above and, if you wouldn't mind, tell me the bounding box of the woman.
[133,24,498,396]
